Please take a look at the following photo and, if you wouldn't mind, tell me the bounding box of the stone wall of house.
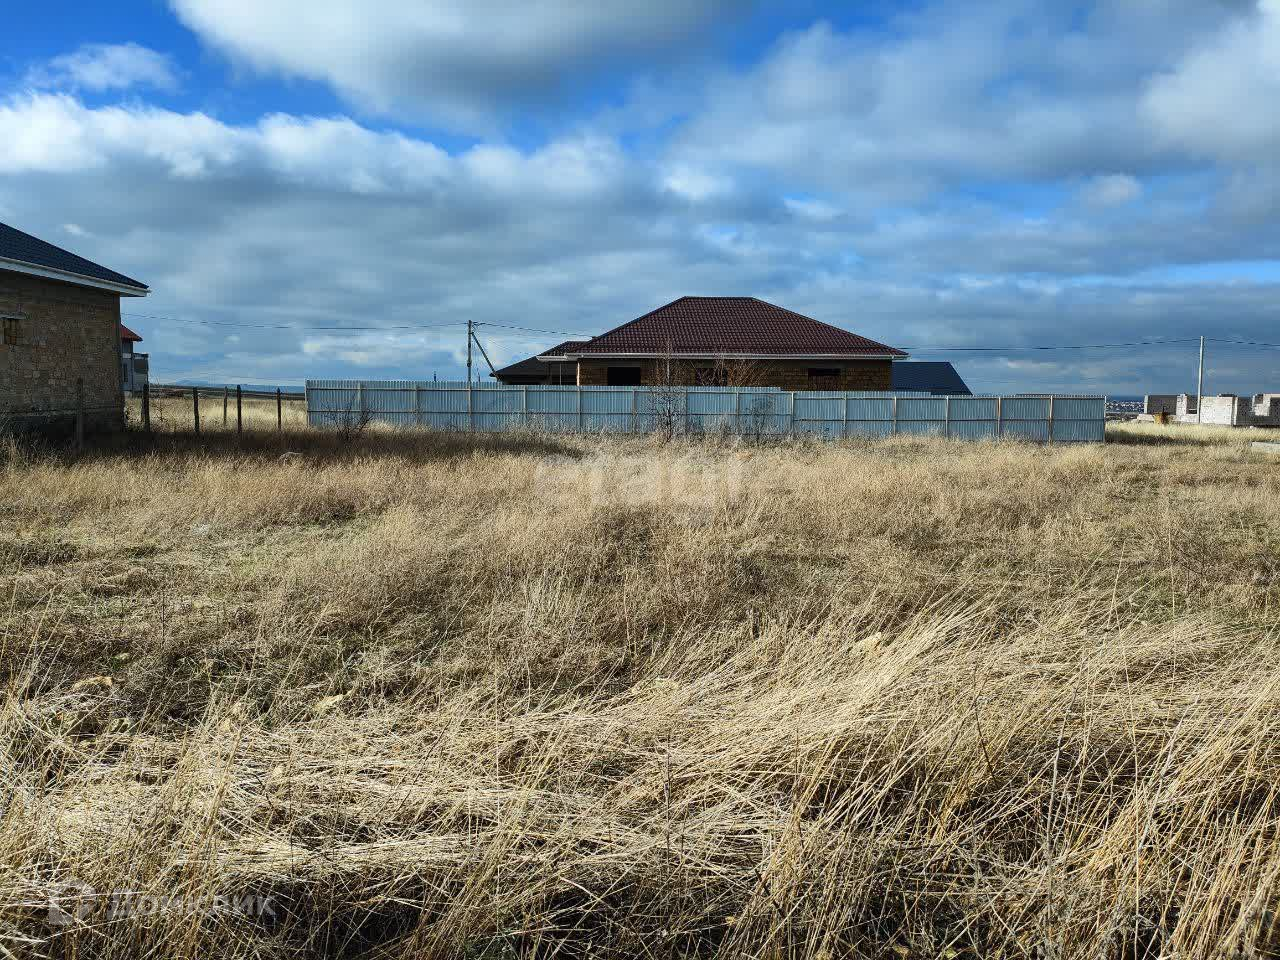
[1195,396,1240,426]
[0,271,124,432]
[577,358,893,390]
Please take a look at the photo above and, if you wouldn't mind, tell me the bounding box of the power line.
[899,338,1200,352]
[124,312,468,332]
[1206,337,1280,350]
[474,321,584,337]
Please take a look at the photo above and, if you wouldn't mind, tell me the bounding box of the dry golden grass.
[3,416,1280,958]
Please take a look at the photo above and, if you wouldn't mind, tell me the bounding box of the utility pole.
[1196,335,1205,424]
[467,316,473,383]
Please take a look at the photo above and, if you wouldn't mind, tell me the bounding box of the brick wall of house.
[577,358,893,390]
[0,270,124,431]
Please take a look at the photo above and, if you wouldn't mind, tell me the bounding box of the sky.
[4,0,1280,394]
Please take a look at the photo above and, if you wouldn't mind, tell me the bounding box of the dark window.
[606,366,642,386]
[808,367,841,387]
[2,318,18,347]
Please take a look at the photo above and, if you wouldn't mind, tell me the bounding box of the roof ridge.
[564,296,906,358]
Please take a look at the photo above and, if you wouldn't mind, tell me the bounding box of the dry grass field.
[3,408,1280,959]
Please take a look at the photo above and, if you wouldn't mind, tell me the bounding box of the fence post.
[467,382,474,432]
[357,382,365,421]
[996,396,1003,438]
[276,387,283,431]
[892,395,899,436]
[523,385,529,430]
[944,395,950,439]
[193,387,201,436]
[1048,395,1055,445]
[236,384,242,436]
[415,384,423,427]
[577,386,584,432]
[735,389,742,436]
[632,387,638,434]
[843,393,850,439]
[74,378,84,452]
[223,386,228,426]
[788,392,796,433]
[142,381,151,434]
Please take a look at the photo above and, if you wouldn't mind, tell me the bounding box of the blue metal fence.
[305,381,1106,443]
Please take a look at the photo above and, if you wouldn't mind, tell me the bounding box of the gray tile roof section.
[0,221,148,291]
[891,362,972,395]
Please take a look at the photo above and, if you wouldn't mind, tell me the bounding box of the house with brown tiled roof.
[491,297,907,390]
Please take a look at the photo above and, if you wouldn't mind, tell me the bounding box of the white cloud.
[669,2,1254,201]
[784,196,842,222]
[26,43,180,93]
[1144,0,1280,160]
[662,166,732,203]
[1080,174,1143,208]
[168,0,740,128]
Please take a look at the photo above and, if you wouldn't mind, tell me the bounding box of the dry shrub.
[3,423,1280,958]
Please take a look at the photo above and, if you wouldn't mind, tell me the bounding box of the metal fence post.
[843,393,850,439]
[944,395,950,439]
[468,382,474,432]
[276,387,283,431]
[577,386,584,432]
[223,386,228,426]
[415,384,423,427]
[631,387,638,433]
[1048,395,1055,444]
[996,396,1003,438]
[141,381,151,434]
[789,392,796,433]
[523,385,529,430]
[892,395,899,436]
[236,384,242,436]
[193,387,201,436]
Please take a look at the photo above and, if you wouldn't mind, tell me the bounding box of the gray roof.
[891,361,972,395]
[491,341,585,381]
[0,221,148,292]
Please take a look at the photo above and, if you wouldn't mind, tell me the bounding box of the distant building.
[1,221,149,431]
[119,324,149,394]
[1142,393,1280,427]
[491,296,907,389]
[890,361,971,395]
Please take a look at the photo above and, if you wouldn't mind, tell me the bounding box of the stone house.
[0,222,149,432]
[491,296,907,389]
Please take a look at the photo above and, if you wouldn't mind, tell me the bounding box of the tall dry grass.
[2,419,1280,958]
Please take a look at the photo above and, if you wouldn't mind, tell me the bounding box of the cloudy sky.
[5,0,1280,393]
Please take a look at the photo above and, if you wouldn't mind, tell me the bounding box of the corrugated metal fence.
[305,381,1106,443]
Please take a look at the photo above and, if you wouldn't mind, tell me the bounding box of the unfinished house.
[1142,393,1280,427]
[1195,394,1280,427]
